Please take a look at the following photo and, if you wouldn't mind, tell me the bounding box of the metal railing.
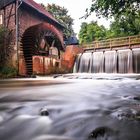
[82,35,140,49]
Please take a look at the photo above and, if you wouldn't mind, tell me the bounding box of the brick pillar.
[61,45,84,72]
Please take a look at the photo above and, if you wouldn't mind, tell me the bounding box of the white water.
[1,75,140,140]
[74,48,140,73]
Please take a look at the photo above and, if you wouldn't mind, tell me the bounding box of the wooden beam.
[6,3,14,28]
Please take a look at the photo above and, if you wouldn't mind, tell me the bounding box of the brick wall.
[0,2,64,75]
[19,6,43,38]
[33,56,60,75]
[61,45,84,71]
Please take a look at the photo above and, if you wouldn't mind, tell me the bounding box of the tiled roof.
[0,0,63,28]
[22,0,59,24]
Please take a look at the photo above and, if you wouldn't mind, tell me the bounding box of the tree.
[79,21,106,44]
[78,22,88,44]
[88,0,140,18]
[106,10,140,38]
[0,26,13,68]
[84,1,140,39]
[42,3,74,38]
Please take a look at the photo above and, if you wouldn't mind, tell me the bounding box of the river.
[0,74,140,140]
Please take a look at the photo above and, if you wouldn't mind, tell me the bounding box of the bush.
[0,66,17,78]
[0,26,13,68]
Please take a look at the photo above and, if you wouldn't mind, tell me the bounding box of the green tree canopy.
[106,10,140,38]
[81,1,140,40]
[88,0,140,18]
[42,3,74,38]
[79,21,106,44]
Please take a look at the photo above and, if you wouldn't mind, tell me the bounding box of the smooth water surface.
[0,74,140,140]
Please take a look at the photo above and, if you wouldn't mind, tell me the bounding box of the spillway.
[74,48,140,73]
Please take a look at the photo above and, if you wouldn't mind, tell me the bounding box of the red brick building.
[0,0,65,75]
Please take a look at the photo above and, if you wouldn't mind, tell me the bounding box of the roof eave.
[22,1,65,30]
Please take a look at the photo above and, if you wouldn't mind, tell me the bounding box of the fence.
[82,35,140,49]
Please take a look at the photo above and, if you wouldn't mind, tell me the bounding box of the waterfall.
[133,48,140,73]
[74,48,140,73]
[90,52,104,73]
[118,49,133,73]
[73,53,82,73]
[78,53,92,73]
[104,51,117,73]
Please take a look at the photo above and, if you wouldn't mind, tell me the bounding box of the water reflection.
[0,74,140,140]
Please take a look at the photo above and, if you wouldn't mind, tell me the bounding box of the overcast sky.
[34,0,111,35]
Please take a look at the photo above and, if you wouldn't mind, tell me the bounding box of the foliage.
[42,3,74,38]
[79,21,106,44]
[79,10,140,43]
[87,0,140,18]
[106,10,140,38]
[80,0,140,41]
[0,66,17,78]
[0,26,15,78]
[0,26,13,67]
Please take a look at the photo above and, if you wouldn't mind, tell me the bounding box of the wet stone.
[40,107,49,116]
[122,95,140,101]
[133,96,140,101]
[114,105,140,121]
[53,74,62,78]
[88,126,117,140]
[31,75,36,78]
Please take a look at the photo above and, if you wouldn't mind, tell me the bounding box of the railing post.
[94,42,96,51]
[129,36,131,48]
[109,39,112,49]
[96,41,98,48]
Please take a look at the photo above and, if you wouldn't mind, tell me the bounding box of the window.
[0,14,3,25]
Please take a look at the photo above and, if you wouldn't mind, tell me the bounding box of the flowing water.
[1,74,140,140]
[73,48,140,73]
[104,51,117,73]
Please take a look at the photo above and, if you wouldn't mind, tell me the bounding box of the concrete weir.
[74,35,140,73]
[73,48,140,73]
